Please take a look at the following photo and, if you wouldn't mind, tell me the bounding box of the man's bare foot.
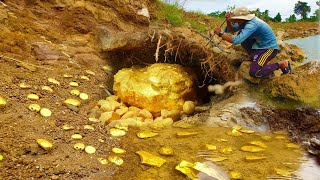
[279,60,288,69]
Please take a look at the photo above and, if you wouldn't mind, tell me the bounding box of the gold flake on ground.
[85,146,96,154]
[241,146,265,153]
[80,76,90,80]
[102,65,113,72]
[175,161,197,179]
[69,82,79,87]
[136,150,166,167]
[217,139,228,142]
[286,143,300,149]
[159,146,174,156]
[0,154,3,161]
[249,141,268,148]
[205,144,217,151]
[220,147,233,155]
[36,139,53,150]
[74,143,85,151]
[227,129,242,136]
[71,134,82,140]
[19,83,31,89]
[230,171,242,179]
[41,86,53,92]
[63,74,73,78]
[48,78,60,85]
[40,108,52,117]
[274,168,292,177]
[27,94,39,100]
[239,129,255,134]
[88,117,99,123]
[64,99,81,107]
[108,155,123,166]
[0,96,6,108]
[70,90,80,96]
[205,157,228,162]
[232,125,242,130]
[98,158,108,165]
[28,104,41,112]
[79,93,89,100]
[112,148,126,154]
[261,135,272,141]
[110,128,126,137]
[176,131,200,137]
[83,125,94,130]
[245,155,267,161]
[85,70,96,76]
[62,124,74,130]
[137,131,159,139]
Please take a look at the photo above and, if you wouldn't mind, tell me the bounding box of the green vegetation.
[156,0,208,32]
[294,1,311,20]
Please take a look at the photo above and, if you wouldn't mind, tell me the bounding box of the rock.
[100,32,149,51]
[36,139,53,150]
[161,109,180,121]
[114,63,197,114]
[262,61,320,106]
[0,96,7,108]
[108,155,123,166]
[31,42,66,61]
[159,147,174,156]
[183,101,196,115]
[238,61,262,84]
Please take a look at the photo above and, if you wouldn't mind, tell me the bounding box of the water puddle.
[119,125,311,179]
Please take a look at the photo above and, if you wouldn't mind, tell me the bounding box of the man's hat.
[230,7,255,20]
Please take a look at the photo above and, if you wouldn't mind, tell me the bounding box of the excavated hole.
[103,36,235,104]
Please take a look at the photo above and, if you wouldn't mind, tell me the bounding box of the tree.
[286,14,297,22]
[273,13,282,22]
[294,1,311,20]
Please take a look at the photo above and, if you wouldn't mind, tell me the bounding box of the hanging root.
[155,35,162,62]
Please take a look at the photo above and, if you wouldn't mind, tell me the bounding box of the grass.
[156,0,211,33]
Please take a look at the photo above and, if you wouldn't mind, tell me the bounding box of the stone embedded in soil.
[69,82,79,87]
[108,155,123,166]
[36,139,53,150]
[41,86,53,92]
[245,155,267,161]
[136,150,166,167]
[48,78,60,85]
[88,117,99,123]
[112,148,126,154]
[161,109,180,121]
[183,101,195,115]
[28,104,41,112]
[19,83,31,89]
[0,154,3,161]
[70,90,80,96]
[40,108,52,117]
[175,161,197,179]
[176,131,200,137]
[74,143,85,151]
[159,146,174,156]
[241,146,265,153]
[79,93,89,100]
[137,109,153,119]
[64,99,81,107]
[85,146,96,154]
[99,111,121,125]
[110,128,126,137]
[227,129,242,137]
[137,131,159,139]
[98,158,108,165]
[27,94,40,101]
[286,143,300,149]
[239,129,255,134]
[102,65,113,72]
[71,134,83,140]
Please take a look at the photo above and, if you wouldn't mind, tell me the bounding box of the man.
[214,7,291,78]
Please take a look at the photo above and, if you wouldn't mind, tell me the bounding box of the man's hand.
[214,28,222,35]
[225,12,233,19]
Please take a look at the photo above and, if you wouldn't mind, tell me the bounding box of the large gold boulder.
[113,63,197,115]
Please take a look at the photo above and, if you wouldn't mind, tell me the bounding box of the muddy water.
[120,125,304,179]
[286,35,320,63]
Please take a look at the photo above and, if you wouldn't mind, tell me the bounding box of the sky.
[179,0,319,19]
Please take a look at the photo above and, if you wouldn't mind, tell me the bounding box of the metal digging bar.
[191,29,224,52]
